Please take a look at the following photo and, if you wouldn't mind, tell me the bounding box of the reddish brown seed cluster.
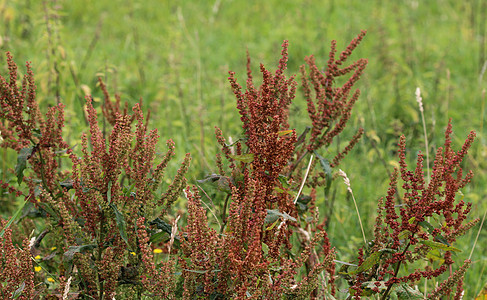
[0,52,190,298]
[349,119,479,299]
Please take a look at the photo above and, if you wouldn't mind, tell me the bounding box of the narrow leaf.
[425,249,444,262]
[418,220,435,232]
[278,130,293,136]
[398,230,412,240]
[107,181,112,204]
[334,260,358,267]
[59,180,74,190]
[349,251,381,275]
[15,147,33,184]
[420,240,461,252]
[277,174,290,188]
[149,231,169,243]
[262,243,269,256]
[11,281,25,299]
[196,173,221,184]
[0,198,28,238]
[32,128,42,138]
[122,182,136,196]
[314,151,332,196]
[266,219,280,231]
[418,221,450,245]
[182,268,221,274]
[394,284,424,299]
[110,203,128,245]
[149,218,173,235]
[264,209,296,224]
[64,244,97,261]
[295,127,310,146]
[37,202,59,221]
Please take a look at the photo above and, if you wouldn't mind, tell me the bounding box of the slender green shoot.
[416,87,430,183]
[338,169,366,245]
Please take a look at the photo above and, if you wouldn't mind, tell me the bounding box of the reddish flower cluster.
[349,120,478,299]
[1,30,477,299]
[227,40,297,213]
[0,218,35,299]
[181,35,369,298]
[287,31,367,180]
[137,217,177,297]
[0,52,41,151]
[0,53,190,298]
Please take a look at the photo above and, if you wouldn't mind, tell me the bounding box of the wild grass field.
[1,0,486,298]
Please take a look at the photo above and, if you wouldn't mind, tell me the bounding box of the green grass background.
[1,0,486,297]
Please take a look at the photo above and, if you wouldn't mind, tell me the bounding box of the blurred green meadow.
[1,0,486,297]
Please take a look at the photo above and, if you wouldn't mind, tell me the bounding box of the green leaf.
[110,203,128,245]
[314,151,332,196]
[107,181,112,204]
[398,230,412,240]
[420,240,461,252]
[15,147,34,184]
[262,243,269,256]
[149,231,170,244]
[418,220,434,232]
[334,260,358,267]
[224,137,246,147]
[217,176,232,193]
[37,202,59,221]
[418,221,450,246]
[122,183,136,196]
[11,281,25,299]
[182,268,220,274]
[196,173,221,184]
[197,174,233,193]
[64,244,97,261]
[266,219,280,231]
[59,180,74,190]
[425,249,444,262]
[278,130,293,136]
[63,244,97,275]
[348,251,381,275]
[295,127,310,146]
[149,218,173,235]
[379,248,398,254]
[0,198,28,238]
[31,128,42,138]
[295,194,312,213]
[264,209,297,224]
[360,281,387,296]
[274,187,297,199]
[277,174,290,188]
[228,153,254,163]
[394,284,424,299]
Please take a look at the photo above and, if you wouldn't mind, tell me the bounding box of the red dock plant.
[344,122,478,299]
[0,29,478,299]
[181,30,477,300]
[181,32,368,298]
[0,52,190,299]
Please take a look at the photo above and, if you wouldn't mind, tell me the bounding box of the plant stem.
[469,208,487,260]
[97,211,106,300]
[349,190,367,245]
[219,194,231,235]
[286,149,310,177]
[294,154,314,204]
[380,241,411,300]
